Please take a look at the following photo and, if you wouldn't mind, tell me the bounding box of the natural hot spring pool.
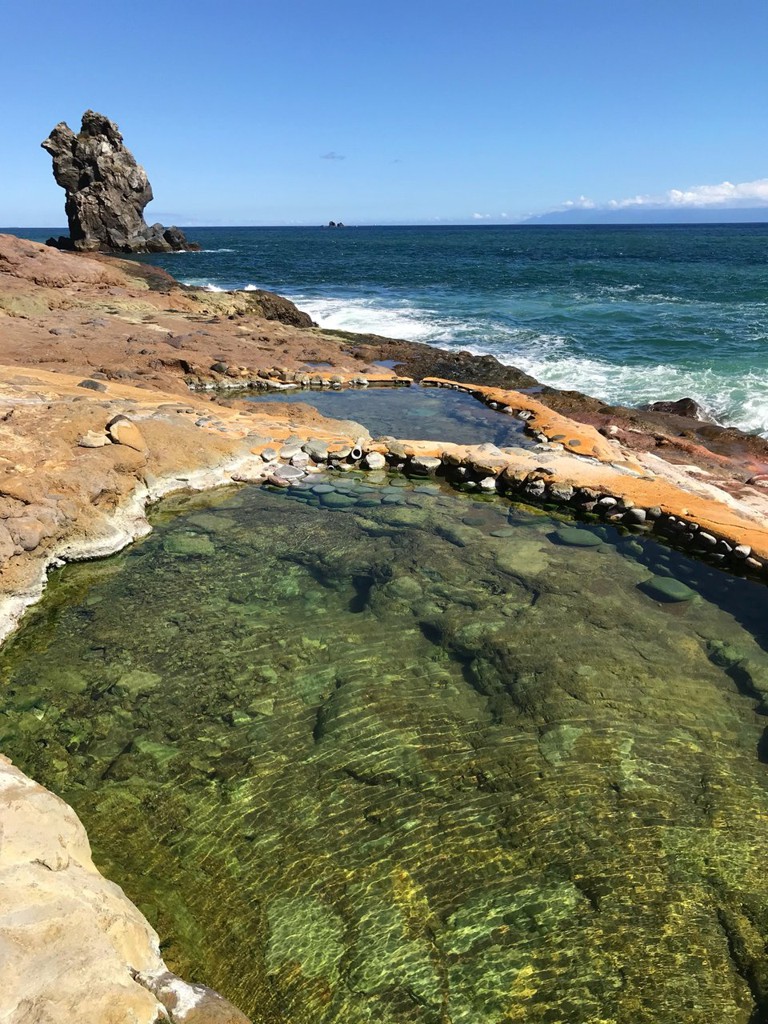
[242,383,536,448]
[3,475,768,1023]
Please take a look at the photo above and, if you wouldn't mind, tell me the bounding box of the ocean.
[12,224,768,434]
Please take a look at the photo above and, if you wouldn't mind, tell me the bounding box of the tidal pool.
[243,383,536,448]
[3,476,768,1023]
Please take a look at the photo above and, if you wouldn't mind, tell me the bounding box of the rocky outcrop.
[241,287,315,327]
[641,396,714,421]
[0,755,250,1024]
[41,111,199,254]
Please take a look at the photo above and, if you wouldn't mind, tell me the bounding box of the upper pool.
[242,383,537,448]
[1,474,768,1023]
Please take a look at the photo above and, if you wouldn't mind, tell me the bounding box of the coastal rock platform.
[3,232,768,1021]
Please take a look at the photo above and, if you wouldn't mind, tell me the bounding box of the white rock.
[77,430,110,448]
[363,451,386,470]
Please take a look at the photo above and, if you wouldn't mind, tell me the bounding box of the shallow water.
[243,383,536,449]
[3,477,768,1022]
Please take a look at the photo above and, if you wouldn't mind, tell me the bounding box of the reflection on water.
[2,476,768,1023]
[244,383,536,448]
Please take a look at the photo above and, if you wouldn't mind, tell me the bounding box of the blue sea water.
[11,224,768,434]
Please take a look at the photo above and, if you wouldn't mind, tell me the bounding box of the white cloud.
[560,178,768,212]
[472,212,492,219]
[562,195,597,210]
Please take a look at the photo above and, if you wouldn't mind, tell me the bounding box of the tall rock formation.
[42,111,199,253]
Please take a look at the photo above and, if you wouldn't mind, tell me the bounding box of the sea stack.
[41,110,199,253]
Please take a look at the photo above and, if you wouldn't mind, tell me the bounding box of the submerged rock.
[41,110,199,253]
[640,575,696,602]
[163,533,215,557]
[552,527,603,548]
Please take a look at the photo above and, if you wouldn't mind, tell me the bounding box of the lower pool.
[1,475,768,1023]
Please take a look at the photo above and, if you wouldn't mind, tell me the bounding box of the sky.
[1,0,767,226]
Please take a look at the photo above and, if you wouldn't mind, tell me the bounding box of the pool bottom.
[1,477,768,1023]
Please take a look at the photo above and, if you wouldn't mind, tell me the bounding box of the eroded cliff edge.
[2,233,768,1022]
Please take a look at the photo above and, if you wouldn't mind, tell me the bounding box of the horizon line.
[5,219,768,230]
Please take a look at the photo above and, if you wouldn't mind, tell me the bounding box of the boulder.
[107,415,147,452]
[641,397,713,422]
[363,451,387,470]
[41,111,199,253]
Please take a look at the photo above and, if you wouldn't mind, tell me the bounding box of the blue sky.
[2,0,766,225]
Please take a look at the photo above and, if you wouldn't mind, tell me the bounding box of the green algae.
[2,476,768,1022]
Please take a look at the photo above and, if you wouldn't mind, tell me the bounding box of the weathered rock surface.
[0,754,250,1024]
[42,111,199,253]
[640,396,714,422]
[107,414,147,451]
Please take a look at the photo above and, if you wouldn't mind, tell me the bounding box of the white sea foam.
[292,295,448,342]
[179,279,264,292]
[162,248,235,254]
[295,293,768,437]
[180,279,228,292]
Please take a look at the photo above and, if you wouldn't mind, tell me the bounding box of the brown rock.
[641,396,713,422]
[107,415,147,452]
[0,524,15,563]
[7,517,45,552]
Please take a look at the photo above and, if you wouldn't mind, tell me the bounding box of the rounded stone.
[319,492,357,509]
[462,515,487,527]
[623,508,647,525]
[552,527,603,548]
[363,451,387,470]
[107,416,147,452]
[640,575,696,603]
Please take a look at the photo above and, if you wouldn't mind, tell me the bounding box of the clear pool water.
[1,476,768,1023]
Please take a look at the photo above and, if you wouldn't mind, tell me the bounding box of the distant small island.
[326,220,345,228]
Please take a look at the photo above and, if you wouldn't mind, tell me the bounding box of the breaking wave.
[293,293,768,437]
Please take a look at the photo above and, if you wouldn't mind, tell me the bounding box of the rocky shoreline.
[2,232,768,1022]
